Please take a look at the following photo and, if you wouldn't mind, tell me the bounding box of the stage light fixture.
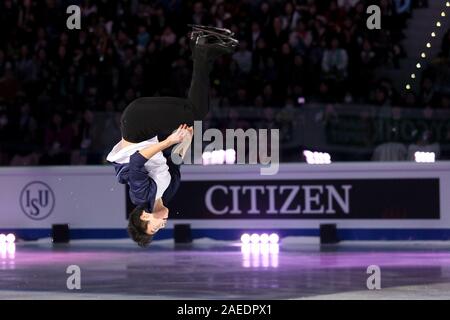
[52,224,70,243]
[240,233,251,244]
[320,224,339,244]
[269,243,279,254]
[240,239,280,269]
[7,243,15,255]
[202,151,212,165]
[303,150,332,164]
[414,151,435,163]
[6,234,15,244]
[405,0,447,93]
[260,233,269,244]
[250,233,260,244]
[269,233,279,244]
[174,224,192,244]
[225,149,236,164]
[260,242,270,254]
[241,232,280,244]
[203,149,236,165]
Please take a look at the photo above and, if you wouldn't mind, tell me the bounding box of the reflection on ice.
[0,243,16,269]
[241,243,279,268]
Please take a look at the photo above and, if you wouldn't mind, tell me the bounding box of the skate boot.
[189,24,238,60]
[188,24,235,38]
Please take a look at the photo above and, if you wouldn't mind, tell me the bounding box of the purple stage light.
[260,233,269,244]
[225,149,236,164]
[269,233,279,244]
[270,243,280,254]
[260,243,270,255]
[202,151,212,165]
[270,252,279,268]
[240,233,251,244]
[6,234,15,244]
[303,150,331,164]
[6,243,16,256]
[241,232,280,244]
[211,150,225,165]
[250,233,260,244]
[261,252,270,268]
[240,241,280,269]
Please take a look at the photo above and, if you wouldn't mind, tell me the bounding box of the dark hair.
[127,207,153,248]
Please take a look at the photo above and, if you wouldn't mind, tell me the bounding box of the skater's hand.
[187,126,193,136]
[165,124,189,146]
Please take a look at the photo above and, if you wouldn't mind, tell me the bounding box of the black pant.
[120,57,210,143]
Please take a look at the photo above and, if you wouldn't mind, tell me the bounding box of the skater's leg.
[120,29,238,143]
[120,96,194,143]
[187,48,211,120]
[187,33,238,120]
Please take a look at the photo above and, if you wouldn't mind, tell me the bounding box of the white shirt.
[106,136,171,200]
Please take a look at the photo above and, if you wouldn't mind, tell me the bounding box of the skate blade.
[188,24,235,37]
[172,132,193,159]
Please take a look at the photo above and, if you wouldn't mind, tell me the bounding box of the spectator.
[191,1,209,25]
[266,17,289,54]
[289,20,313,56]
[232,40,252,74]
[41,112,74,165]
[281,2,301,31]
[0,66,19,102]
[321,37,348,81]
[136,25,150,50]
[372,142,408,161]
[441,29,450,59]
[0,0,420,164]
[419,77,436,106]
[250,22,262,50]
[403,92,418,108]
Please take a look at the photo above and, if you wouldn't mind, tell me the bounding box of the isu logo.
[20,181,55,220]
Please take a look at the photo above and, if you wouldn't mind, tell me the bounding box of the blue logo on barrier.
[20,181,55,220]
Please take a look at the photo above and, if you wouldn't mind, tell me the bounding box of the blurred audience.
[0,0,447,164]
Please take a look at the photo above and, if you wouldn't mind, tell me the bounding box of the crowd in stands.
[0,0,447,165]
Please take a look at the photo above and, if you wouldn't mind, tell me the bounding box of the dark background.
[0,0,449,165]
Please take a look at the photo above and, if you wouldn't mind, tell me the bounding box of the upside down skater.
[106,26,238,247]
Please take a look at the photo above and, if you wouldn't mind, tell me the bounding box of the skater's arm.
[128,125,189,212]
[138,124,189,159]
[128,152,157,212]
[138,140,172,160]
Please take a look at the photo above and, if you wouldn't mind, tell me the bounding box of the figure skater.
[107,26,238,247]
